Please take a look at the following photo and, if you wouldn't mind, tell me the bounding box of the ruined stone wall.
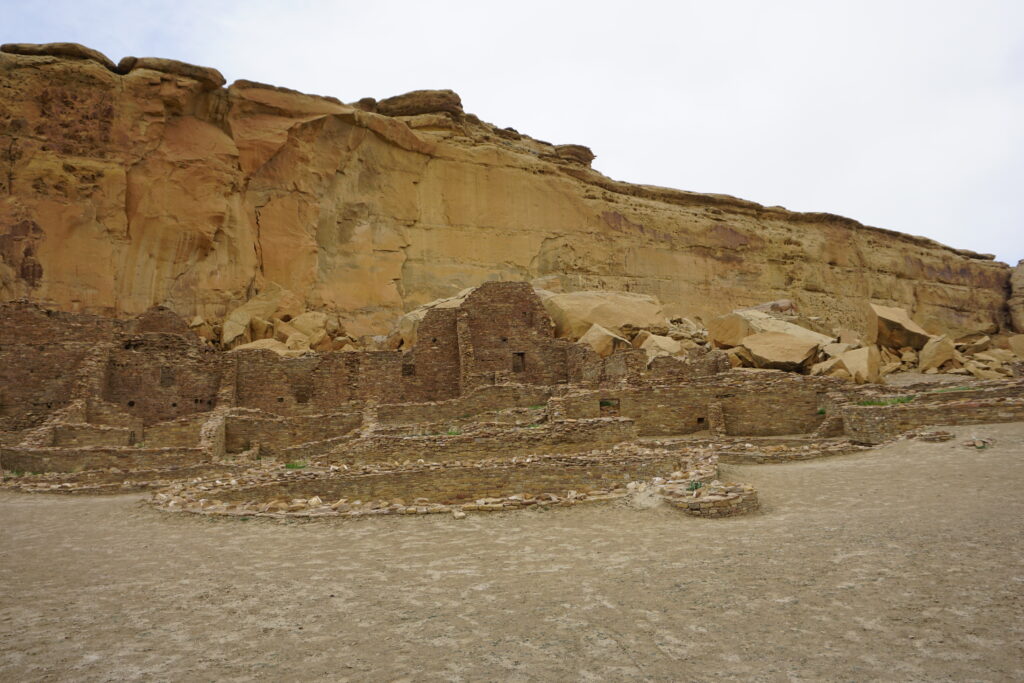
[321,418,637,465]
[102,334,222,425]
[842,397,1024,444]
[456,282,570,391]
[0,445,206,473]
[553,371,841,436]
[376,384,553,425]
[224,411,362,455]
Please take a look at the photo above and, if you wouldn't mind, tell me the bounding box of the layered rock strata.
[0,43,1014,337]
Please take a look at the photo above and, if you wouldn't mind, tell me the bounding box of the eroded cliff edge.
[0,44,1015,337]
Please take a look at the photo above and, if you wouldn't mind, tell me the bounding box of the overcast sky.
[7,0,1023,265]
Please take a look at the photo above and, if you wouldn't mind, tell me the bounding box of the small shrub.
[284,462,306,469]
[599,399,617,408]
[528,404,545,410]
[816,408,826,415]
[446,428,462,436]
[686,481,703,491]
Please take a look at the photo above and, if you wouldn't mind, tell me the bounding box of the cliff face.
[0,46,1013,337]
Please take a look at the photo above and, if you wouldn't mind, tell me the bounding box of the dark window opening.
[277,397,285,403]
[295,389,311,404]
[599,398,620,416]
[402,363,416,376]
[501,337,508,343]
[431,337,438,343]
[697,417,706,425]
[127,400,135,407]
[171,402,177,408]
[512,352,526,373]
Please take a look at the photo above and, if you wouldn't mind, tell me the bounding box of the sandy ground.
[1,423,1022,682]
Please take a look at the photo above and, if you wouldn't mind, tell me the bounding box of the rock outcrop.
[1010,260,1024,333]
[0,44,1014,337]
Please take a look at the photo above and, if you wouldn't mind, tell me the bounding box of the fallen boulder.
[839,346,881,384]
[918,335,955,372]
[542,291,667,340]
[739,332,819,371]
[708,309,833,349]
[578,323,631,358]
[867,304,931,350]
[221,283,304,348]
[639,334,683,363]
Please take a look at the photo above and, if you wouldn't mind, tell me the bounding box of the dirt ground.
[1,423,1022,682]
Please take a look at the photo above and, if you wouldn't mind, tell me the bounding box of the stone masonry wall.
[552,370,841,436]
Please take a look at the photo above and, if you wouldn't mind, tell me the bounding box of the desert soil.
[1,423,1023,682]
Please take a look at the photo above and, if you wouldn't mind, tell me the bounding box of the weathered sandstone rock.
[542,291,666,340]
[639,334,683,362]
[1010,261,1024,332]
[709,309,833,349]
[810,356,847,377]
[228,338,305,357]
[221,283,304,347]
[839,346,881,384]
[739,332,819,371]
[578,323,630,358]
[116,56,225,90]
[0,48,1013,337]
[867,304,931,350]
[376,89,463,117]
[1008,334,1024,358]
[918,335,955,372]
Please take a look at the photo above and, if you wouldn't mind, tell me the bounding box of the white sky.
[6,0,1023,265]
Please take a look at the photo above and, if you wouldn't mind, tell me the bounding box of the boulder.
[376,89,463,117]
[289,311,329,338]
[726,345,754,368]
[1009,334,1024,358]
[228,338,306,357]
[221,283,304,348]
[708,309,833,349]
[188,315,216,342]
[867,304,931,350]
[117,56,226,90]
[810,356,848,377]
[837,328,862,345]
[822,342,854,358]
[639,334,683,363]
[285,332,310,351]
[578,323,631,358]
[706,313,752,348]
[965,361,1003,380]
[667,317,704,341]
[839,346,881,384]
[542,291,667,340]
[1010,260,1024,332]
[273,319,304,343]
[956,333,991,354]
[738,332,819,371]
[918,335,955,372]
[249,316,273,340]
[308,329,334,352]
[1,42,116,70]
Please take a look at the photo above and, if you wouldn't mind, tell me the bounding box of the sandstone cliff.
[0,44,1014,337]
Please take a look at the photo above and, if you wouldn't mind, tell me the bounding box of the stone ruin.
[2,281,1023,519]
